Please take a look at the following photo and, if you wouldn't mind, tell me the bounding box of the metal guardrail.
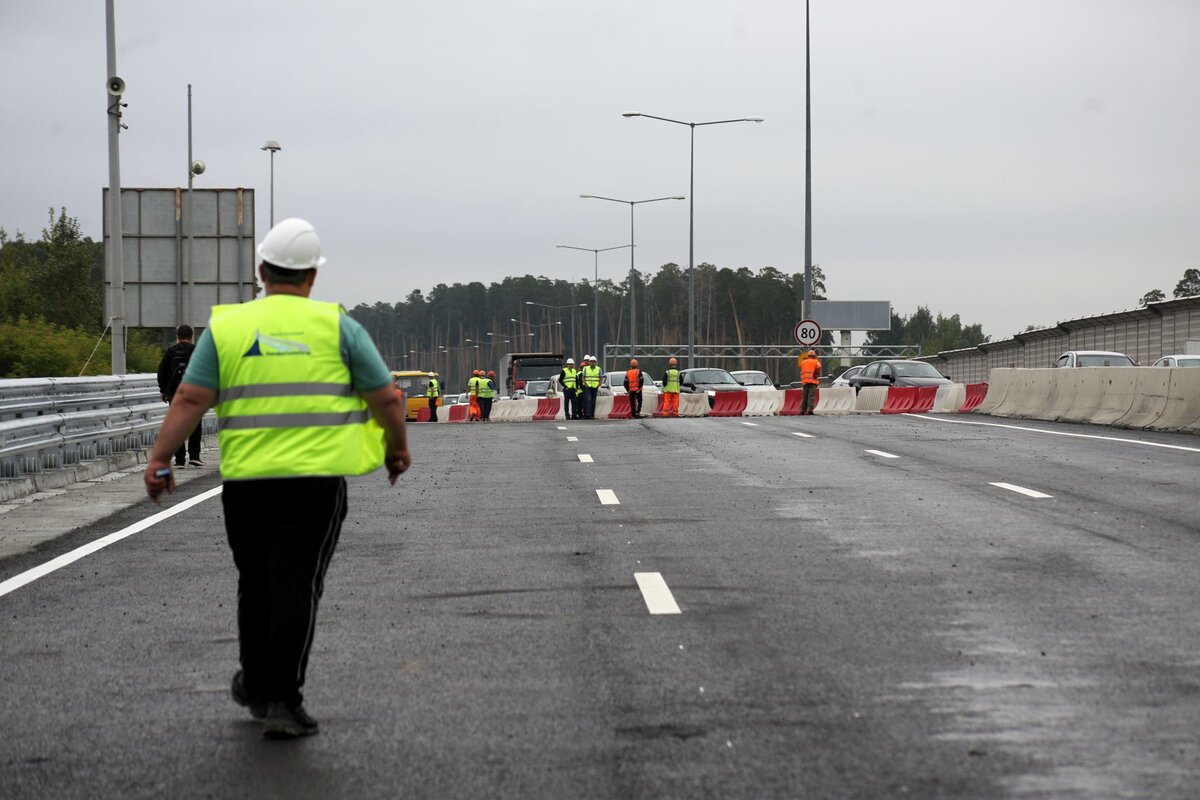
[0,375,214,480]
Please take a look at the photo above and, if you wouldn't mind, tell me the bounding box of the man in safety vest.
[799,349,822,415]
[479,370,498,420]
[623,358,644,418]
[426,373,440,422]
[560,358,580,420]
[143,217,411,739]
[580,355,602,419]
[660,357,681,417]
[468,370,482,421]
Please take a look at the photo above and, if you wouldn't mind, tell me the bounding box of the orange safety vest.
[625,368,642,392]
[800,357,822,385]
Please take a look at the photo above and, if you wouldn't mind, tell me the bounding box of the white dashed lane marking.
[792,432,815,438]
[865,449,900,459]
[990,482,1053,499]
[596,489,620,505]
[567,436,579,442]
[634,572,682,615]
[742,422,758,427]
[578,454,594,463]
[556,426,568,430]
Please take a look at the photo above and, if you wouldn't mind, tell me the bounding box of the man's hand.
[144,459,176,505]
[385,448,412,485]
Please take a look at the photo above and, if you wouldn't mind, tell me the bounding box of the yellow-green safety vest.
[663,368,681,393]
[582,365,601,388]
[478,378,496,399]
[562,366,579,389]
[427,378,439,397]
[209,295,385,479]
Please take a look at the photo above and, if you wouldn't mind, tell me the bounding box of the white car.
[1151,354,1200,367]
[730,370,777,391]
[831,365,865,387]
[1053,350,1135,368]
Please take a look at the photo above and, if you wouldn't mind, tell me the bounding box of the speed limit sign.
[793,319,822,346]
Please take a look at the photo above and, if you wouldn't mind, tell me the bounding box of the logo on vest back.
[243,330,311,357]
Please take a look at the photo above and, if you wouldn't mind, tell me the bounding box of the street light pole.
[622,112,763,367]
[261,140,281,227]
[556,243,632,366]
[578,195,683,360]
[104,0,126,374]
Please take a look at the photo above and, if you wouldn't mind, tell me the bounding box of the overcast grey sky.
[3,1,1197,340]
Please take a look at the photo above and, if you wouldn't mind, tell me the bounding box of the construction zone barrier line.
[913,386,938,413]
[854,386,888,413]
[961,382,988,412]
[779,388,804,416]
[609,395,632,419]
[533,398,560,421]
[880,386,918,414]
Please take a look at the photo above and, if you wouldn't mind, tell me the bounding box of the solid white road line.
[567,436,579,442]
[990,482,1054,499]
[635,572,682,615]
[791,432,815,438]
[596,489,620,505]
[578,454,594,463]
[865,449,900,459]
[906,414,1200,454]
[0,485,224,599]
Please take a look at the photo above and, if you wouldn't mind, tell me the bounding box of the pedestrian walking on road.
[480,370,498,420]
[660,357,681,417]
[426,373,440,422]
[580,355,601,419]
[799,349,822,415]
[156,324,203,466]
[624,358,644,418]
[560,358,580,419]
[143,217,411,740]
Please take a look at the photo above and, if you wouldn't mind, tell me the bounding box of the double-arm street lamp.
[622,112,763,366]
[555,243,633,363]
[525,300,587,356]
[579,194,684,357]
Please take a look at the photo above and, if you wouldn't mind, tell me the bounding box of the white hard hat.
[584,355,592,361]
[257,217,327,270]
[566,358,575,364]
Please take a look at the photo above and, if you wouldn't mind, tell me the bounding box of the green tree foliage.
[865,306,988,355]
[1139,289,1166,306]
[1173,268,1200,299]
[0,317,160,378]
[0,209,104,328]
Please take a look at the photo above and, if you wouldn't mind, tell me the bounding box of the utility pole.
[105,0,126,373]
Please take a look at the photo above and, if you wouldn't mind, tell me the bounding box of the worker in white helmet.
[143,218,411,739]
[559,357,580,419]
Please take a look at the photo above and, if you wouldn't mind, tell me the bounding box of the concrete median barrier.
[975,369,1014,415]
[710,390,748,417]
[678,393,710,417]
[1057,369,1120,424]
[1151,368,1200,431]
[815,386,855,415]
[1111,369,1171,429]
[854,386,888,413]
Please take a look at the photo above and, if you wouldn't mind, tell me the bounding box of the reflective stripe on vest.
[582,365,601,388]
[663,368,680,393]
[209,295,385,479]
[562,367,578,389]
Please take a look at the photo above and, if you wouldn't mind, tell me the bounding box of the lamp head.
[579,194,594,199]
[671,195,685,200]
[622,111,641,118]
[747,117,765,123]
[261,140,282,152]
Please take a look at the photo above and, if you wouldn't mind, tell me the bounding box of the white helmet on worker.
[584,354,593,362]
[566,357,575,364]
[257,217,327,270]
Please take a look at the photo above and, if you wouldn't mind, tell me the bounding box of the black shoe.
[175,460,186,467]
[263,702,319,739]
[230,670,267,720]
[189,458,206,467]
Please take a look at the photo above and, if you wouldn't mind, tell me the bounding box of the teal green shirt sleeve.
[181,329,219,391]
[340,314,393,392]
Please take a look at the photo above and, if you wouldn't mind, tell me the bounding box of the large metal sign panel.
[103,187,256,329]
[811,300,891,331]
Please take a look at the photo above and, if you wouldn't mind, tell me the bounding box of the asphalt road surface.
[1,413,1198,799]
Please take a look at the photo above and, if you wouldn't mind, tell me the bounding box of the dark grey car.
[848,360,953,392]
[679,368,745,407]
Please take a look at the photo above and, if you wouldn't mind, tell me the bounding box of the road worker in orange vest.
[799,350,822,415]
[660,357,681,417]
[623,358,644,418]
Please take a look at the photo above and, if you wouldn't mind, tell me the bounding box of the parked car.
[831,365,865,388]
[730,370,777,391]
[848,360,954,392]
[1053,350,1135,368]
[679,368,745,407]
[523,379,550,398]
[1150,354,1200,367]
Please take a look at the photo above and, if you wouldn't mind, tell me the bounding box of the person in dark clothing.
[156,324,203,466]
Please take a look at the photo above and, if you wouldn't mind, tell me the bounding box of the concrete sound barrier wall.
[854,386,888,413]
